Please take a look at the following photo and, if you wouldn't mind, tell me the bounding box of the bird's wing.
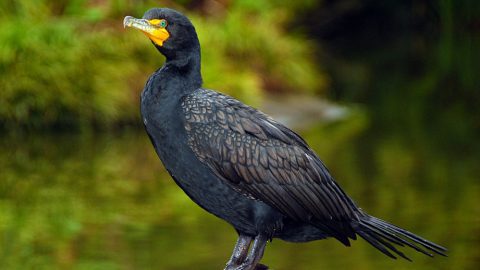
[181,89,359,241]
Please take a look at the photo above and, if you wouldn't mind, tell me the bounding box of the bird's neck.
[161,47,202,92]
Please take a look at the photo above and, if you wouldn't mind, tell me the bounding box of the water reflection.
[1,114,478,269]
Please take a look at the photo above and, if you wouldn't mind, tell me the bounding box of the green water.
[1,110,478,269]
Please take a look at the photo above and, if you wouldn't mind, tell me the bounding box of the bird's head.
[124,8,199,60]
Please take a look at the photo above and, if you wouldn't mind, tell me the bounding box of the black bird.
[124,8,447,270]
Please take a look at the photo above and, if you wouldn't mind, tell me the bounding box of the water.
[1,109,478,269]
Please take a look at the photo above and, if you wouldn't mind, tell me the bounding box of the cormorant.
[124,8,447,270]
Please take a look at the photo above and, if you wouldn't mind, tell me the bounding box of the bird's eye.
[149,19,168,28]
[159,19,168,28]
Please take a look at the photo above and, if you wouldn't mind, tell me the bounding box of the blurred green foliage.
[0,0,326,130]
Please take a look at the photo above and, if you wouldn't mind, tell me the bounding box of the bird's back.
[180,88,363,243]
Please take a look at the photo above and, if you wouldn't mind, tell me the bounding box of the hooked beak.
[123,16,170,46]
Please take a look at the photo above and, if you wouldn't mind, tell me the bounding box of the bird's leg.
[224,234,253,270]
[234,234,269,270]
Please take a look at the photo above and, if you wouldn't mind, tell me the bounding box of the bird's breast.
[140,88,286,236]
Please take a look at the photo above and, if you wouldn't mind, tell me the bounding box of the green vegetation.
[0,0,325,130]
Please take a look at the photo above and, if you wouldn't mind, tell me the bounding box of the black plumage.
[124,8,447,270]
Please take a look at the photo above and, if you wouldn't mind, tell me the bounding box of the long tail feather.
[354,214,447,260]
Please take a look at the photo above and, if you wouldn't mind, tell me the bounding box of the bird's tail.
[353,213,447,261]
